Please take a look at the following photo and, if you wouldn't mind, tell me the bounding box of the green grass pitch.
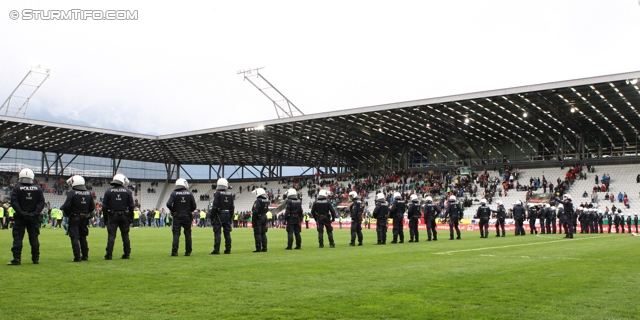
[1,225,639,319]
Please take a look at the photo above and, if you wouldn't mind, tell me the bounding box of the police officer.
[476,199,491,238]
[634,214,639,233]
[407,194,421,242]
[311,190,336,248]
[284,188,303,250]
[167,178,196,256]
[372,193,389,245]
[597,210,604,233]
[557,203,565,234]
[389,192,405,244]
[528,204,538,235]
[102,173,135,260]
[61,175,95,262]
[210,178,234,254]
[492,200,506,237]
[512,200,526,236]
[422,196,440,241]
[626,214,632,234]
[549,205,557,234]
[538,203,551,234]
[8,168,45,265]
[590,209,598,233]
[348,191,364,246]
[445,195,462,240]
[556,194,575,239]
[251,188,270,252]
[614,212,621,233]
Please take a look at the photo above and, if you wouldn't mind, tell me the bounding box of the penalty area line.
[433,235,611,255]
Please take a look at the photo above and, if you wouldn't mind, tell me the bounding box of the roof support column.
[112,158,122,176]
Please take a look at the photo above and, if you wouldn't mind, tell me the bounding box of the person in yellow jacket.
[7,207,16,229]
[50,206,62,229]
[266,211,273,228]
[199,210,206,227]
[304,213,310,229]
[133,208,141,228]
[8,206,16,229]
[154,208,160,228]
[233,213,239,228]
[0,205,4,230]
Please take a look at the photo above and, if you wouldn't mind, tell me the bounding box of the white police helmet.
[516,200,522,206]
[496,200,502,205]
[545,203,551,208]
[375,193,386,202]
[18,168,35,184]
[254,188,267,199]
[394,192,402,200]
[216,178,228,190]
[480,199,487,205]
[175,178,189,190]
[425,196,433,203]
[66,175,87,191]
[557,203,564,208]
[349,191,359,200]
[564,194,572,200]
[318,190,328,200]
[287,188,298,199]
[410,194,419,202]
[111,173,129,186]
[449,195,456,202]
[551,206,556,210]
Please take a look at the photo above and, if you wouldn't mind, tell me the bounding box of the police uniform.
[556,198,575,238]
[476,203,491,238]
[543,206,552,234]
[578,209,587,233]
[349,197,364,246]
[407,200,421,242]
[311,197,336,248]
[549,207,557,234]
[284,196,303,249]
[597,212,604,233]
[389,199,406,243]
[626,215,632,233]
[512,203,526,236]
[166,185,197,256]
[445,200,462,240]
[422,202,440,241]
[634,215,638,233]
[557,205,565,234]
[9,177,45,265]
[613,214,621,233]
[61,183,95,262]
[252,196,270,252]
[539,206,547,234]
[492,204,506,237]
[210,189,235,254]
[102,180,135,259]
[528,206,538,235]
[373,200,389,244]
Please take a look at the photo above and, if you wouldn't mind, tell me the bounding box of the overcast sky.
[1,0,639,136]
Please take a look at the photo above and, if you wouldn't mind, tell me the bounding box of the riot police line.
[7,171,636,265]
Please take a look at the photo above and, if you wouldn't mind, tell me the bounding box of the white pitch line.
[433,235,611,255]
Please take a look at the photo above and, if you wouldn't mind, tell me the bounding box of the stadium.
[2,69,640,318]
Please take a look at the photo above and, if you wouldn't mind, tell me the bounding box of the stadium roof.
[1,70,639,168]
